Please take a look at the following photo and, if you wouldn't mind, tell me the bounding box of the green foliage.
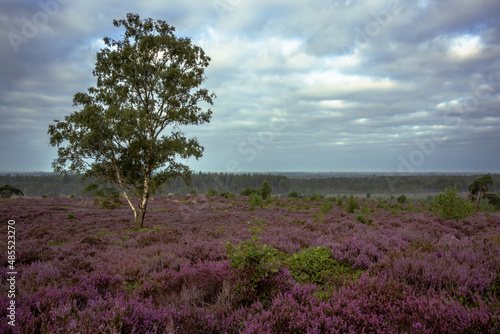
[287,191,299,198]
[260,181,272,201]
[431,186,475,221]
[346,195,359,214]
[0,184,24,198]
[66,213,76,219]
[225,231,284,304]
[390,207,400,215]
[241,186,259,196]
[248,193,263,210]
[336,197,343,206]
[366,192,371,199]
[397,194,407,204]
[309,194,324,202]
[485,193,500,210]
[85,184,122,209]
[360,205,372,215]
[319,201,334,215]
[469,174,495,211]
[206,188,218,197]
[47,13,215,229]
[287,247,363,288]
[189,188,198,196]
[356,214,373,224]
[220,191,236,199]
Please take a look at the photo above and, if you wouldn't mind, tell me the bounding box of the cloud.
[0,0,499,173]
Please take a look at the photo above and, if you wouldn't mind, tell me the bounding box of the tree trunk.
[135,181,150,229]
[135,207,147,229]
[476,190,482,212]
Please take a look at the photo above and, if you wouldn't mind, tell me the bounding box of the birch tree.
[48,13,215,229]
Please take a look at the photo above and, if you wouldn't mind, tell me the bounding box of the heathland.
[1,190,499,332]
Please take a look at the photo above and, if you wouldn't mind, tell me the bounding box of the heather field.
[1,195,500,333]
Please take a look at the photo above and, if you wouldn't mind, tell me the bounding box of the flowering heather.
[1,195,499,333]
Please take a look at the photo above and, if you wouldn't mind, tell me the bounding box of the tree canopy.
[0,184,24,198]
[48,13,215,228]
[468,174,494,211]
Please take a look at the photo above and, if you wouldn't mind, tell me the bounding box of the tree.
[48,14,215,229]
[468,174,494,211]
[431,185,475,221]
[0,185,24,198]
[260,181,272,201]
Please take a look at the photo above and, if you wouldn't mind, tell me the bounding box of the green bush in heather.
[346,195,359,213]
[431,186,475,221]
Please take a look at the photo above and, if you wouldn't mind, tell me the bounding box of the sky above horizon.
[1,0,499,174]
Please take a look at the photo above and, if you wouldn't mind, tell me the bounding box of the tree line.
[1,172,498,198]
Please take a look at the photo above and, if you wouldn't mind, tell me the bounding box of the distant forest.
[1,172,499,198]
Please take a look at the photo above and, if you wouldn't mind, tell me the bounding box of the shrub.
[241,186,259,196]
[346,195,359,213]
[220,191,236,199]
[260,181,272,201]
[390,207,400,215]
[189,188,199,196]
[366,192,371,199]
[356,214,373,225]
[430,186,475,221]
[397,194,407,204]
[0,184,24,198]
[287,246,363,288]
[225,232,289,306]
[248,193,263,210]
[206,188,218,197]
[309,194,323,202]
[319,201,334,215]
[287,191,299,198]
[336,197,342,206]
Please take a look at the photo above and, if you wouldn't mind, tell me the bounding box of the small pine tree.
[397,194,407,204]
[260,181,272,201]
[346,195,359,213]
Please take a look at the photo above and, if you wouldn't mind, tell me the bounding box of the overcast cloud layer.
[1,0,499,173]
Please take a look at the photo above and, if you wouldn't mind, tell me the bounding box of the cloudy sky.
[1,0,499,173]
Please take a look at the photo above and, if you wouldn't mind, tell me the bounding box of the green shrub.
[260,181,272,201]
[287,247,363,288]
[319,201,334,215]
[346,195,359,213]
[366,192,371,199]
[336,197,343,206]
[241,186,259,196]
[397,194,407,204]
[360,205,372,215]
[206,188,218,197]
[430,185,475,221]
[189,188,199,196]
[376,198,384,208]
[248,193,263,210]
[220,191,236,199]
[390,207,400,215]
[287,191,299,198]
[66,213,76,219]
[0,185,24,198]
[309,194,323,202]
[225,231,285,305]
[356,214,373,224]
